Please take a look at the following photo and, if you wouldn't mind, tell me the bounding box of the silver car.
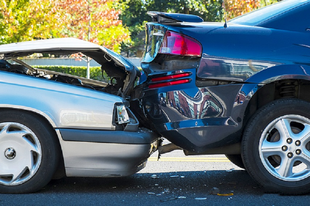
[0,38,159,193]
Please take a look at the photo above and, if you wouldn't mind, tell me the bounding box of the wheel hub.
[4,147,16,160]
[281,139,302,158]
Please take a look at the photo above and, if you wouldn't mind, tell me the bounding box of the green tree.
[0,0,130,53]
[0,0,62,44]
[144,0,223,21]
[57,0,130,53]
[120,0,148,56]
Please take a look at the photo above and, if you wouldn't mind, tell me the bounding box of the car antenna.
[222,2,228,28]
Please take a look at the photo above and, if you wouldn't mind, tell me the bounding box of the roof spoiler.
[147,11,203,23]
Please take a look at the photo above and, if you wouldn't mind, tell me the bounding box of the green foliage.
[0,0,130,53]
[98,24,131,53]
[34,65,108,81]
[0,0,62,44]
[58,0,131,54]
[260,0,281,7]
[143,0,223,21]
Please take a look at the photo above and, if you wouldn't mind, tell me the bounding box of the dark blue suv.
[132,0,310,194]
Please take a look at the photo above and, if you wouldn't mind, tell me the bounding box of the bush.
[33,65,108,81]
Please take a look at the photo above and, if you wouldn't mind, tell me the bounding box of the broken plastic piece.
[226,168,234,172]
[217,193,234,196]
[195,197,207,200]
[151,174,158,179]
[210,187,220,195]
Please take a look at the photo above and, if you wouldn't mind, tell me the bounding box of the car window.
[259,3,310,32]
[230,0,309,26]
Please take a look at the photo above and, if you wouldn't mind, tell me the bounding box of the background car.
[134,0,310,194]
[0,38,158,193]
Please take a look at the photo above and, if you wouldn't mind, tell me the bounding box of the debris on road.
[226,168,235,173]
[195,197,207,200]
[151,174,158,179]
[210,187,220,195]
[217,193,234,196]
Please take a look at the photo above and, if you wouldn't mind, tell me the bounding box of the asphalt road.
[0,150,309,206]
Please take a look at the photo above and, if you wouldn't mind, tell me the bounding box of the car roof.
[0,38,104,56]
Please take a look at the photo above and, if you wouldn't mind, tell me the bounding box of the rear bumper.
[141,74,245,153]
[56,128,159,177]
[160,121,241,153]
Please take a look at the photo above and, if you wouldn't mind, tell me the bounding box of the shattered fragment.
[170,175,179,178]
[151,174,158,179]
[148,192,156,195]
[210,187,220,195]
[178,196,186,199]
[163,188,170,194]
[195,197,207,200]
[226,168,234,173]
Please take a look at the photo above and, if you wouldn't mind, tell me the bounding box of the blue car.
[133,0,310,194]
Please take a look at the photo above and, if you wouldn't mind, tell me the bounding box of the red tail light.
[151,72,191,82]
[148,72,191,89]
[159,31,202,57]
[149,79,190,89]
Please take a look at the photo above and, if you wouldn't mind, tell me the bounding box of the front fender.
[0,72,120,129]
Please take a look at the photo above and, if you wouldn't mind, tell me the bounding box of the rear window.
[230,0,309,26]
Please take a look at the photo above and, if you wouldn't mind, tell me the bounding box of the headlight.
[116,104,130,124]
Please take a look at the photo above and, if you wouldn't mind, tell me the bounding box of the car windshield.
[229,0,309,26]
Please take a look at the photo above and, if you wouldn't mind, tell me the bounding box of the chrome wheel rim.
[259,115,310,181]
[0,122,42,186]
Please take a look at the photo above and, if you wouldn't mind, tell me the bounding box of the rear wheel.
[0,110,59,193]
[225,154,245,169]
[242,99,310,194]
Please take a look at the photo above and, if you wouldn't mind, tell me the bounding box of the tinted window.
[230,0,310,27]
[258,4,310,32]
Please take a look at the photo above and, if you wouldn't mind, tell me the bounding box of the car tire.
[225,154,245,169]
[0,110,59,193]
[242,99,310,194]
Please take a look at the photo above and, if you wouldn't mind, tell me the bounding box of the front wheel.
[242,99,310,194]
[0,110,59,193]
